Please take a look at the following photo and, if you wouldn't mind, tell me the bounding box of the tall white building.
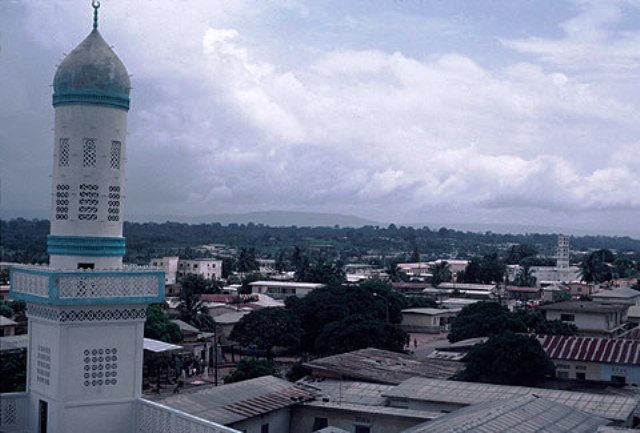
[6,4,167,432]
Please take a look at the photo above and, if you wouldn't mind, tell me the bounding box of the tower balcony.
[10,265,165,306]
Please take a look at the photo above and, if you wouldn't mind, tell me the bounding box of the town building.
[248,281,325,299]
[400,308,459,334]
[150,257,223,283]
[592,287,640,306]
[539,335,640,385]
[539,301,630,337]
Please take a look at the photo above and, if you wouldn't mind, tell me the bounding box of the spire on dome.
[92,0,100,30]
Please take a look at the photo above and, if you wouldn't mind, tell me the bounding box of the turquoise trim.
[48,235,126,257]
[10,267,165,306]
[53,92,130,110]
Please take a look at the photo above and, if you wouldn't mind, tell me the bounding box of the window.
[78,263,95,270]
[59,138,70,167]
[55,184,70,220]
[557,371,569,379]
[560,314,575,322]
[82,138,96,167]
[611,375,626,385]
[107,185,120,222]
[79,184,99,220]
[575,365,587,371]
[261,424,269,433]
[110,141,121,169]
[39,400,48,433]
[576,372,586,380]
[355,426,371,433]
[312,417,328,431]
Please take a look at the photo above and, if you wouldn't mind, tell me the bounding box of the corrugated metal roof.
[383,378,637,422]
[156,375,314,425]
[401,395,610,433]
[540,335,640,365]
[304,348,463,385]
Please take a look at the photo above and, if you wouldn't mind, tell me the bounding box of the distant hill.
[129,210,381,228]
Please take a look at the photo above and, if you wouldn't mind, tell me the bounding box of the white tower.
[557,234,570,270]
[10,3,164,433]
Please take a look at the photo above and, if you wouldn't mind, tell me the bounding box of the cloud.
[5,1,640,233]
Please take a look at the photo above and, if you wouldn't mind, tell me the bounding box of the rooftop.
[304,347,463,385]
[402,395,610,433]
[539,301,629,314]
[155,375,313,425]
[540,335,640,365]
[593,287,640,300]
[402,308,458,316]
[382,378,637,423]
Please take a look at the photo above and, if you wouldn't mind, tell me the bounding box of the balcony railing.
[136,399,240,433]
[0,392,29,432]
[10,265,164,305]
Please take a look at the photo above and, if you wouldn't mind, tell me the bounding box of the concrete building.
[149,257,223,283]
[540,335,640,385]
[592,287,640,306]
[248,281,325,299]
[149,256,179,285]
[400,308,459,334]
[539,301,630,337]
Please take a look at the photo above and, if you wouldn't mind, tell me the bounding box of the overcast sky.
[3,0,640,235]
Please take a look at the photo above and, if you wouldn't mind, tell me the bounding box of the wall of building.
[230,407,290,433]
[291,405,428,433]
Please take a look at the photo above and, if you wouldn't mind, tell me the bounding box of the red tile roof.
[539,335,640,365]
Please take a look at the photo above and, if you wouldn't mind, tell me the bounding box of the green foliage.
[0,269,9,284]
[514,310,577,335]
[177,276,217,331]
[0,350,27,392]
[519,256,556,267]
[236,247,259,274]
[286,283,408,355]
[505,244,538,265]
[314,318,407,355]
[579,251,613,284]
[293,248,346,286]
[459,332,555,386]
[144,305,183,343]
[180,274,221,295]
[513,266,536,287]
[448,302,526,342]
[224,358,277,384]
[286,362,311,382]
[461,254,505,284]
[230,308,303,357]
[405,296,438,309]
[0,301,14,318]
[613,256,636,279]
[429,261,452,287]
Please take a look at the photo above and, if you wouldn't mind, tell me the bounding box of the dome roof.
[53,29,130,110]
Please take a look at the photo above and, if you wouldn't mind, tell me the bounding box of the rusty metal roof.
[540,335,640,365]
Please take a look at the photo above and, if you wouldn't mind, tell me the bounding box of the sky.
[3,0,640,235]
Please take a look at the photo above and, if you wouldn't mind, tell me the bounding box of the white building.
[530,235,581,285]
[248,281,326,299]
[177,258,222,280]
[149,256,179,284]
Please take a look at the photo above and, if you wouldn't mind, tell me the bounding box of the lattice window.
[108,185,121,222]
[0,399,17,426]
[58,274,159,298]
[36,345,51,386]
[59,308,147,323]
[110,141,121,169]
[83,347,119,387]
[83,138,96,167]
[11,271,49,297]
[59,138,70,167]
[78,184,99,220]
[55,184,70,220]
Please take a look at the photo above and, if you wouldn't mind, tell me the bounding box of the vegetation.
[144,304,183,343]
[0,350,27,392]
[458,332,555,386]
[224,358,277,384]
[177,275,217,331]
[230,308,303,358]
[449,301,577,343]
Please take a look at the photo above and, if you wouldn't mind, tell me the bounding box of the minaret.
[10,3,164,433]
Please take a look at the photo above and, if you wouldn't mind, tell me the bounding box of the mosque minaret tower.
[9,3,164,432]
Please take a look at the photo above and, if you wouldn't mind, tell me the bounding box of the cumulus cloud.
[4,0,640,233]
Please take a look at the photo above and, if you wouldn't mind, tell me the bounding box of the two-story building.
[248,281,325,299]
[539,301,630,337]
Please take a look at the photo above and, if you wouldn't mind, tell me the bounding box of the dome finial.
[92,1,100,30]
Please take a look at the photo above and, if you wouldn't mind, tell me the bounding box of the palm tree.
[236,247,259,275]
[429,261,452,287]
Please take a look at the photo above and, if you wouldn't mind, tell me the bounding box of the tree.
[274,249,288,273]
[514,309,577,336]
[448,302,527,342]
[0,301,14,319]
[613,256,636,279]
[458,332,555,386]
[579,252,612,284]
[429,261,452,287]
[230,308,303,358]
[144,304,183,343]
[224,358,277,384]
[385,261,407,283]
[0,349,27,392]
[180,274,221,295]
[177,278,216,331]
[236,247,259,274]
[514,266,536,287]
[313,318,407,355]
[462,254,505,284]
[505,244,538,265]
